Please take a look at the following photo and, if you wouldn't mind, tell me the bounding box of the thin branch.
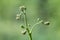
[24,12,32,40]
[30,20,43,33]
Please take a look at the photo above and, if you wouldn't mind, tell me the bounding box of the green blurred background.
[0,0,60,40]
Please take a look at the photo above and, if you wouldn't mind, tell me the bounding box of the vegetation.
[16,6,50,40]
[0,0,60,40]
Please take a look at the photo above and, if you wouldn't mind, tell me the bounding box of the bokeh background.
[0,0,60,40]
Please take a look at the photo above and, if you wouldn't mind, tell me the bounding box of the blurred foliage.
[0,0,60,40]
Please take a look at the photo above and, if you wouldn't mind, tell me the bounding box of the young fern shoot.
[16,6,50,40]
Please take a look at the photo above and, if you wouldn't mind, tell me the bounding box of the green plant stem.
[30,20,43,33]
[24,13,32,40]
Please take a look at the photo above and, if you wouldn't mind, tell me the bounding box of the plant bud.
[19,6,26,11]
[21,25,25,28]
[16,14,20,17]
[21,30,27,35]
[44,21,50,25]
[16,16,20,20]
[16,14,21,20]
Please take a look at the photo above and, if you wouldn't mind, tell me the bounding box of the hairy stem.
[24,13,32,40]
[30,20,43,33]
